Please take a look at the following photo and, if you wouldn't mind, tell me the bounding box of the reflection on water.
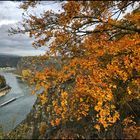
[0,71,36,133]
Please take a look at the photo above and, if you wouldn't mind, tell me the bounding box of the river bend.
[0,71,36,133]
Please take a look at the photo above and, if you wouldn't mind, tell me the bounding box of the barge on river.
[0,85,11,97]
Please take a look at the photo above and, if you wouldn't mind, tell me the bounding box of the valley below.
[0,69,36,133]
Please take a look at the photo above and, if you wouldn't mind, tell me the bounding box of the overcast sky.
[0,1,61,56]
[0,1,138,56]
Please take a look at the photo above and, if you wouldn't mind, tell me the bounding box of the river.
[0,71,37,133]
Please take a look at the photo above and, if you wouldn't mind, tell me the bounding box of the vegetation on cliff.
[7,1,140,139]
[0,75,6,89]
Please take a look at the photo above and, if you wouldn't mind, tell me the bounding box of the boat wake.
[0,95,24,107]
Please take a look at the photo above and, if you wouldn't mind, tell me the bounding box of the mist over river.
[0,70,36,133]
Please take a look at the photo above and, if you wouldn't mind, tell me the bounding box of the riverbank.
[0,85,11,97]
[0,67,16,73]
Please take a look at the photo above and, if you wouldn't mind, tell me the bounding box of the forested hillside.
[16,56,61,75]
[0,54,21,67]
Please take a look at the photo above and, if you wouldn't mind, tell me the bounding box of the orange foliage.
[18,1,140,130]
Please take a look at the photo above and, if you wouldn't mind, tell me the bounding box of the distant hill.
[0,54,21,67]
[16,55,62,75]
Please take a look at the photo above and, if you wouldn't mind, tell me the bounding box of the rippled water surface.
[0,71,36,133]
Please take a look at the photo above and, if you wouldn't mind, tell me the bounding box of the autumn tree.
[11,0,140,135]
